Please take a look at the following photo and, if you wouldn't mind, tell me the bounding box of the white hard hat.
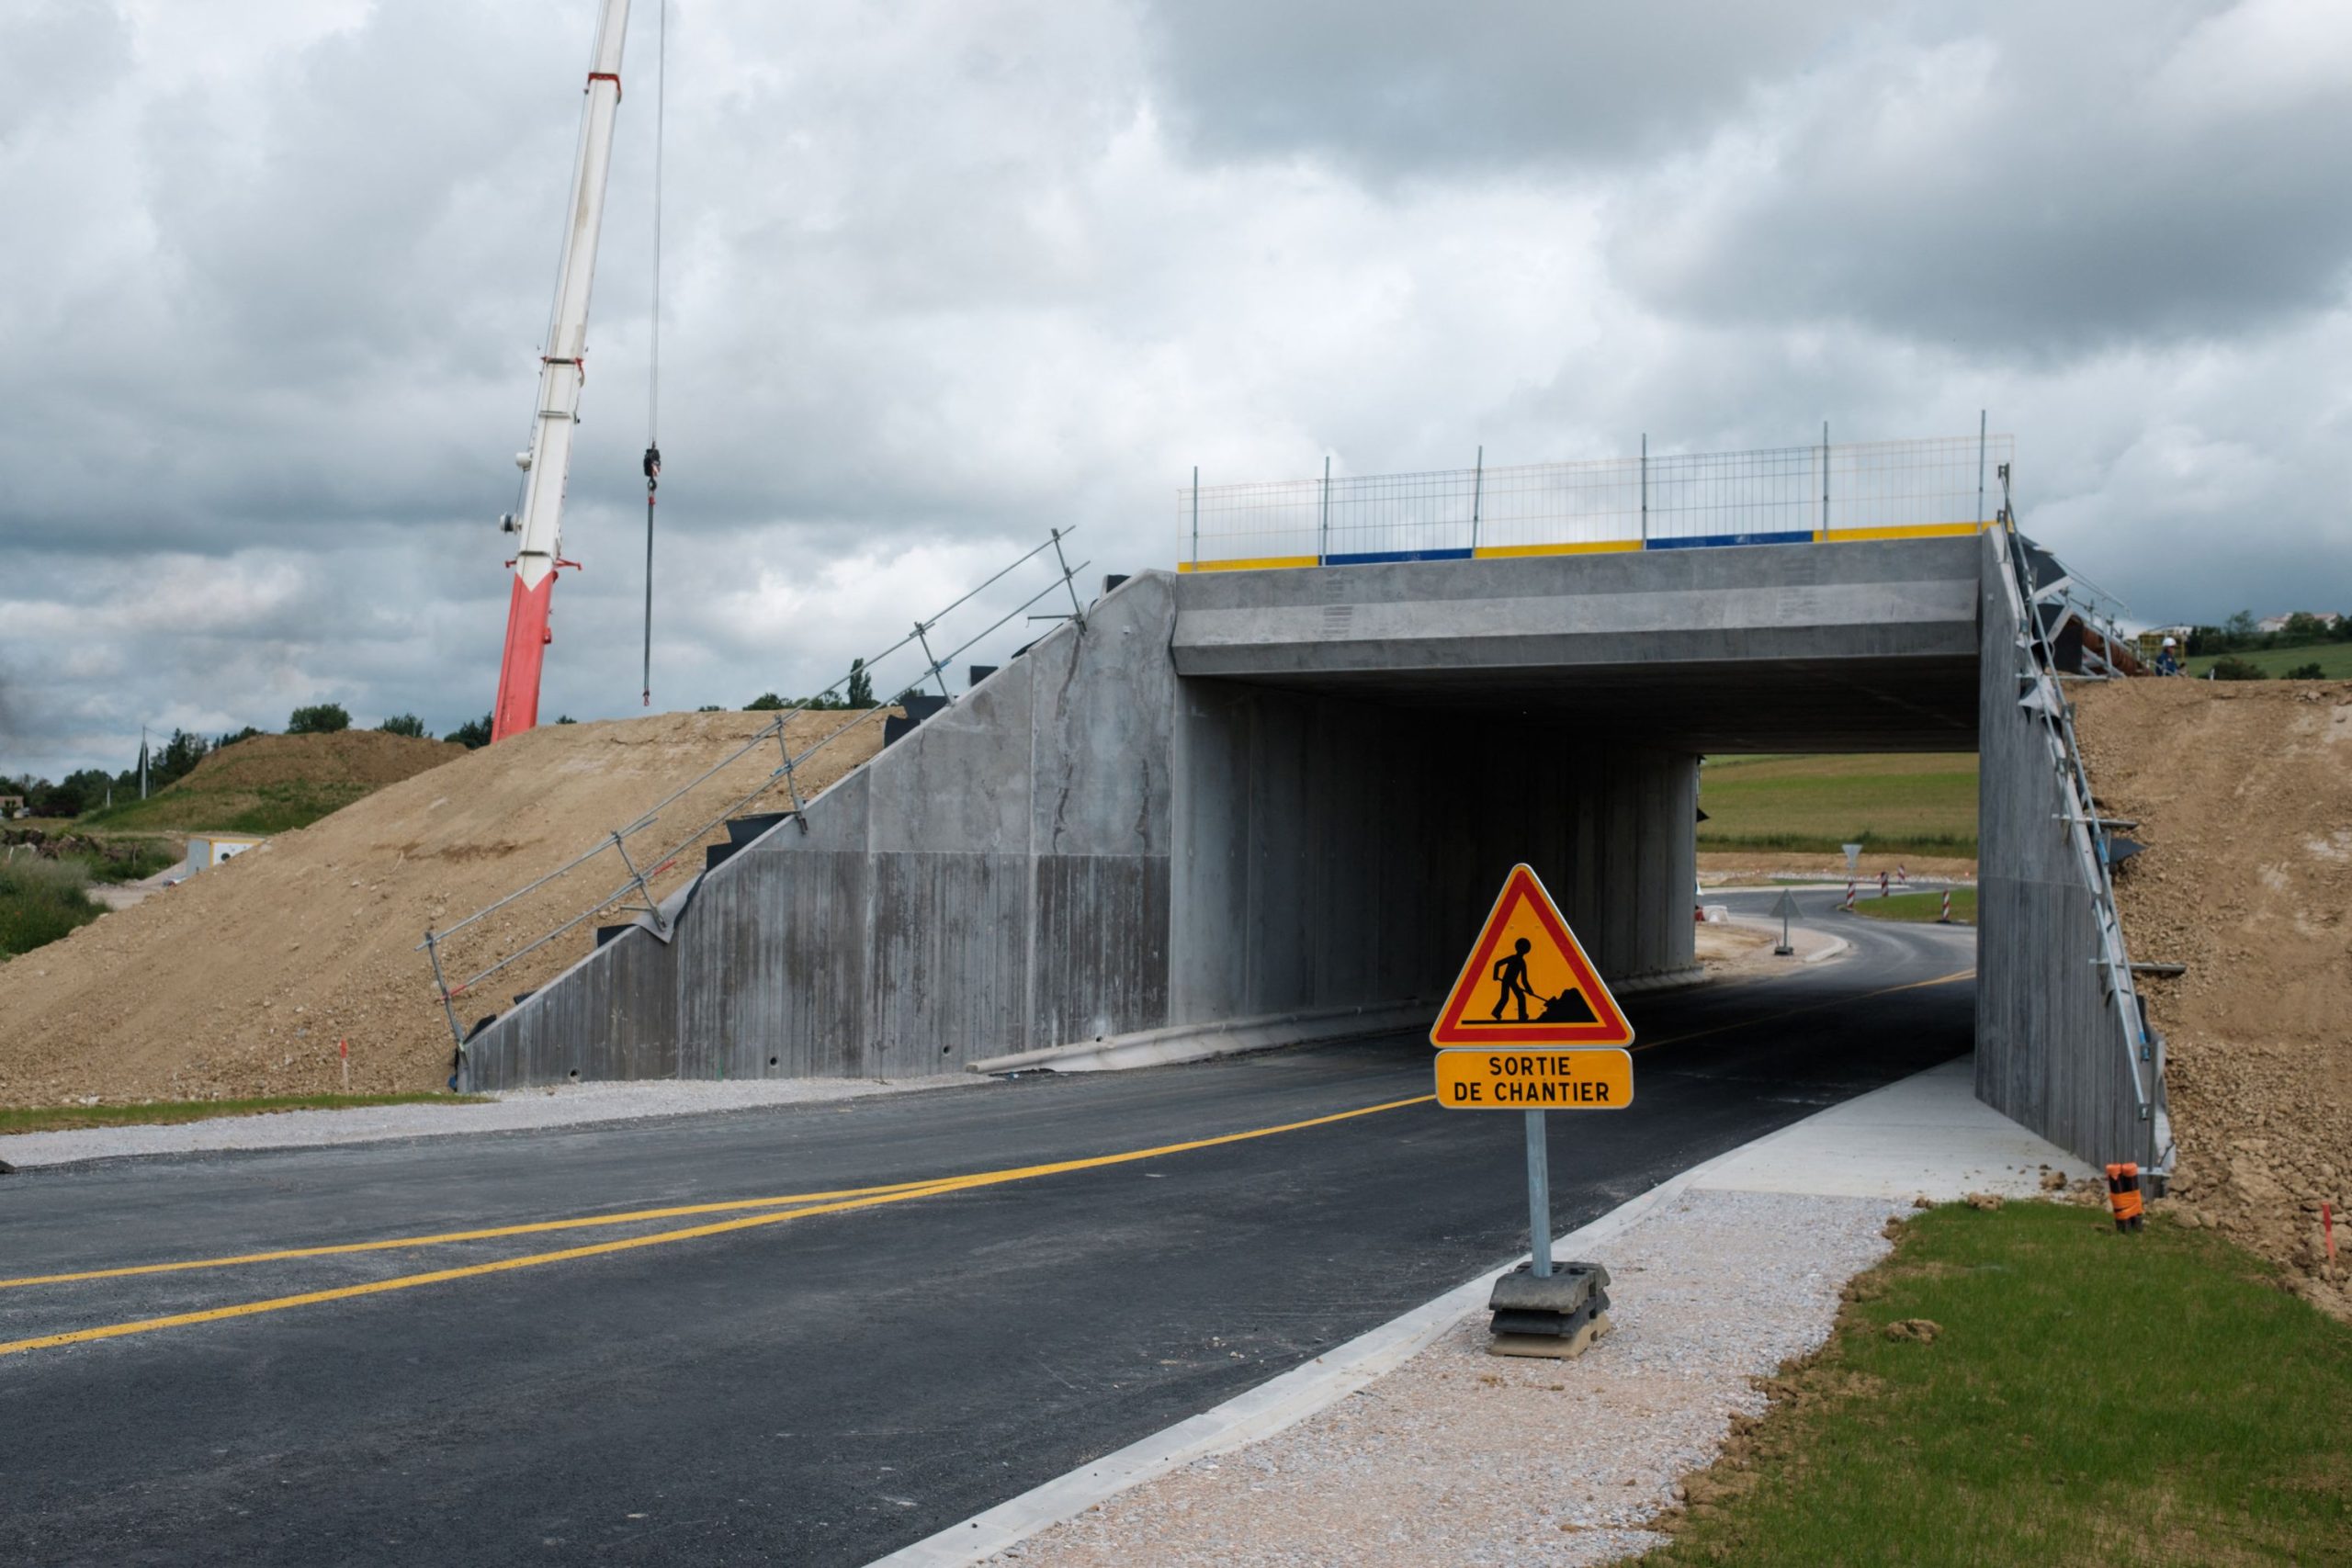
[2161,636,2177,647]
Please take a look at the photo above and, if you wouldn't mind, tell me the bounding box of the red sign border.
[1429,863,1635,1047]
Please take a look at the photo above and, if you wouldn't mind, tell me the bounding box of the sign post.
[1770,887,1800,956]
[1431,864,1635,1304]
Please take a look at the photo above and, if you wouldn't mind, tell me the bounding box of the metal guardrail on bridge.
[1178,432,2014,571]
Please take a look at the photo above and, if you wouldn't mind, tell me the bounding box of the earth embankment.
[2075,677,2352,1315]
[0,710,883,1107]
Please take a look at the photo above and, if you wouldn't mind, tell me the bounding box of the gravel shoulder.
[0,1073,976,1168]
[985,1188,1905,1568]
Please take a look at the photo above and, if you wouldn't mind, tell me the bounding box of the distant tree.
[846,657,874,708]
[2286,661,2327,681]
[445,714,493,749]
[695,705,724,713]
[2211,655,2267,682]
[2281,612,2328,643]
[744,693,786,711]
[147,729,210,790]
[555,715,578,725]
[216,726,264,749]
[378,714,427,739]
[287,702,351,735]
[2223,610,2257,642]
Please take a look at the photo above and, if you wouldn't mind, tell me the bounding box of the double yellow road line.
[0,1093,1432,1359]
[2,967,1972,1361]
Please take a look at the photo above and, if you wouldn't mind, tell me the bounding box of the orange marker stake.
[339,1036,350,1093]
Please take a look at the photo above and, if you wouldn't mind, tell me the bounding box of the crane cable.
[639,0,665,707]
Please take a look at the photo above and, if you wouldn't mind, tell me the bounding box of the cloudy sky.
[5,0,2349,778]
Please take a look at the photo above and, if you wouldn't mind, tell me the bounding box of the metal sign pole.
[1524,1109,1553,1279]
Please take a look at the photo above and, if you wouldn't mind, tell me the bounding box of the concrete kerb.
[865,1052,2048,1568]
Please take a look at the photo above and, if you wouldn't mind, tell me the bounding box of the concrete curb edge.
[860,1094,1838,1568]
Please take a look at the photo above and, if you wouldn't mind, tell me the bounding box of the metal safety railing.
[1992,476,2172,1170]
[1180,431,2012,570]
[420,526,1091,1057]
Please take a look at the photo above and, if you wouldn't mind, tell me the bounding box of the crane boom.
[492,0,635,744]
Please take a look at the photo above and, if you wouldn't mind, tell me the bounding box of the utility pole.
[140,723,149,799]
[492,0,636,743]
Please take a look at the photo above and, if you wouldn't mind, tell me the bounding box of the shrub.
[0,855,103,957]
[2210,656,2267,682]
[745,693,786,711]
[378,714,427,738]
[2286,662,2326,681]
[445,714,492,749]
[287,703,351,735]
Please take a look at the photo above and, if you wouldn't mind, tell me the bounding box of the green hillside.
[2182,643,2352,679]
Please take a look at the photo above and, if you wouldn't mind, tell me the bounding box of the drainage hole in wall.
[567,1068,580,1081]
[768,1055,779,1068]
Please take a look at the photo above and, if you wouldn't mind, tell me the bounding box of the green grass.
[80,780,372,835]
[2183,643,2352,679]
[0,1093,489,1135]
[1699,753,1978,857]
[0,858,105,958]
[1850,888,1976,925]
[1643,1201,2352,1566]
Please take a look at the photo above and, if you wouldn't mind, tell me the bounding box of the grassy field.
[0,1093,487,1135]
[1851,888,1976,925]
[0,858,104,958]
[2183,643,2352,679]
[1641,1201,2352,1566]
[79,779,376,836]
[1699,753,1977,857]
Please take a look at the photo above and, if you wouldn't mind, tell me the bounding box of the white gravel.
[0,1074,977,1168]
[985,1187,1905,1568]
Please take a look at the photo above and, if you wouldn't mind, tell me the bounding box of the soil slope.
[2075,677,2352,1314]
[0,710,882,1107]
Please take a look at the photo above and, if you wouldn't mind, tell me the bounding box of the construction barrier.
[2105,1163,2144,1232]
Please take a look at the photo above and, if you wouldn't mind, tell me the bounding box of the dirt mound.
[2074,677,2352,1316]
[181,730,468,792]
[0,710,884,1108]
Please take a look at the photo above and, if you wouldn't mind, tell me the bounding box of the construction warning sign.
[1430,863,1635,1048]
[1433,1048,1634,1111]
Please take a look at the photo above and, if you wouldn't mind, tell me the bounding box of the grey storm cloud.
[1609,1,2352,355]
[3,0,2348,780]
[1135,0,1858,175]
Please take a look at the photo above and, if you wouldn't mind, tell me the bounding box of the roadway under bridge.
[465,527,2163,1168]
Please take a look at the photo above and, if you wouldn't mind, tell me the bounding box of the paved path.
[0,890,1971,1566]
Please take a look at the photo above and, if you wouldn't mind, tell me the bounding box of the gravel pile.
[989,1188,1904,1567]
[0,1073,972,1168]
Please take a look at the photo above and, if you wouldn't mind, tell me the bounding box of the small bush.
[2286,662,2326,681]
[2210,656,2267,682]
[0,856,104,957]
[445,714,492,749]
[378,714,426,738]
[288,702,352,734]
[744,693,786,712]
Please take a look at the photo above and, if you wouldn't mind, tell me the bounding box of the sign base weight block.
[1486,1259,1612,1358]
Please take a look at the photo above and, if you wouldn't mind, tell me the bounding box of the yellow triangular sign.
[1430,864,1634,1047]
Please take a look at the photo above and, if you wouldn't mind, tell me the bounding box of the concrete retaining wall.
[1974,527,2153,1166]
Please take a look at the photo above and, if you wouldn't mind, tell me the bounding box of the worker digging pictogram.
[1430,864,1634,1048]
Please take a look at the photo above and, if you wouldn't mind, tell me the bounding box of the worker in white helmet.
[2155,635,2182,676]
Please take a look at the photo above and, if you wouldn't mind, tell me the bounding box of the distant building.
[182,833,266,877]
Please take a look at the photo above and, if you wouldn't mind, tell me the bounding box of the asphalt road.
[1,891,1973,1566]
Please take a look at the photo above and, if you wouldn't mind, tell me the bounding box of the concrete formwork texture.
[463,532,2154,1167]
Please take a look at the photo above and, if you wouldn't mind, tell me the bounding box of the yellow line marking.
[1470,540,1643,559]
[0,1177,962,1292]
[0,1093,1433,1359]
[1629,969,1974,1054]
[1177,555,1321,573]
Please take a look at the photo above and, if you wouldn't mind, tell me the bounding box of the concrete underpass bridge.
[462,518,2164,1170]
